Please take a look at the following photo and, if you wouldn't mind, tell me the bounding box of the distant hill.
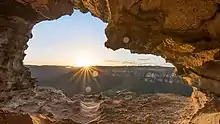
[26,65,74,81]
[27,65,193,96]
[40,70,124,96]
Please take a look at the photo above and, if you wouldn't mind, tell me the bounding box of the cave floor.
[0,87,194,124]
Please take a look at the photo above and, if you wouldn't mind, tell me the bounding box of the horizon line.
[25,64,174,67]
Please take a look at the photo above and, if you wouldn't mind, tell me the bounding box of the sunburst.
[72,66,101,93]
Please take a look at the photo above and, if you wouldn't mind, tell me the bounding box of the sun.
[76,58,93,67]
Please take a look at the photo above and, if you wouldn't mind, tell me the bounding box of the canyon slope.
[28,65,192,96]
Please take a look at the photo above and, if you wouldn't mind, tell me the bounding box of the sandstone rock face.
[104,0,220,96]
[1,0,220,122]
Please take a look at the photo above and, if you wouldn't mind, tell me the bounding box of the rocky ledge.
[1,0,220,123]
[0,87,195,124]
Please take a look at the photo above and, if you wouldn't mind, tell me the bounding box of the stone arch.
[1,0,220,97]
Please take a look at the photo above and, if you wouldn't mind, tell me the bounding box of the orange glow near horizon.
[75,57,94,67]
[74,51,98,67]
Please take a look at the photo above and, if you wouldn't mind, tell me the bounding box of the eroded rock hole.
[23,11,192,97]
[2,0,220,123]
[2,11,192,123]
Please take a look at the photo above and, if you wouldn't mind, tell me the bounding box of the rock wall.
[0,0,76,91]
[103,0,220,96]
[0,0,220,104]
[1,0,220,122]
[0,1,36,91]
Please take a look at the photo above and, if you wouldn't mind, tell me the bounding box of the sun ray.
[87,69,92,83]
[82,68,87,92]
[87,67,101,89]
[92,76,101,89]
[73,72,82,85]
[71,68,87,88]
[69,65,102,93]
[73,68,84,77]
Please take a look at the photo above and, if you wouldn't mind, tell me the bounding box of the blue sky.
[24,10,172,67]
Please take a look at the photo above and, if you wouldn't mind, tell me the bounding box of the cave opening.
[23,10,193,97]
[2,0,220,123]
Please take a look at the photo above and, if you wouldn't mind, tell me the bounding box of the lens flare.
[92,71,99,77]
[85,86,92,93]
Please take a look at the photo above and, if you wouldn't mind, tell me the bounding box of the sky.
[24,10,173,67]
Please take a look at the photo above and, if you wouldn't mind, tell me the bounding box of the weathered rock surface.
[1,0,220,123]
[0,87,193,124]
